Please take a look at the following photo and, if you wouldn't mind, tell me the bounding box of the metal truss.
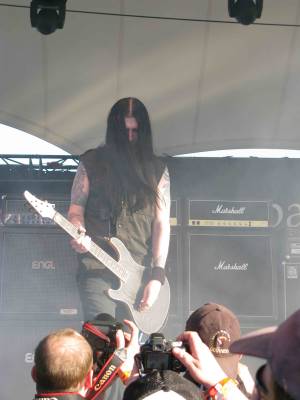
[0,154,79,183]
[0,154,79,170]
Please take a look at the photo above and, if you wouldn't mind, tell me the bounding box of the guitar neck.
[53,212,128,281]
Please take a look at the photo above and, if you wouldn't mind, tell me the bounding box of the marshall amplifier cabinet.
[187,233,277,322]
[165,231,182,319]
[170,199,180,226]
[283,263,300,318]
[188,200,270,228]
[0,227,82,320]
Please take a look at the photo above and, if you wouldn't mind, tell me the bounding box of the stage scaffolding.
[0,154,79,174]
[0,154,79,194]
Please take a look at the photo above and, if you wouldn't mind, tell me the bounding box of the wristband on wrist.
[118,369,131,384]
[206,377,238,399]
[151,266,166,285]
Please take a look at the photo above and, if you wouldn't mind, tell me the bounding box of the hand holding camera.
[172,331,227,388]
[82,313,194,398]
[136,332,186,374]
[82,313,141,395]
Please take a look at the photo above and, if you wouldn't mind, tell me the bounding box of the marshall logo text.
[211,204,246,215]
[214,261,248,271]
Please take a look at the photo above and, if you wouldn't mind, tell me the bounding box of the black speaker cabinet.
[166,232,182,318]
[283,263,300,318]
[0,227,82,320]
[187,233,277,322]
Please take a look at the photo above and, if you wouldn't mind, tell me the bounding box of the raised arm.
[68,162,90,253]
[173,332,248,400]
[139,166,171,311]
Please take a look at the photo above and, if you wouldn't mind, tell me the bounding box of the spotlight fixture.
[30,0,67,35]
[228,0,263,25]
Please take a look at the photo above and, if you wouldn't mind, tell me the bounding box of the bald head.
[34,328,93,392]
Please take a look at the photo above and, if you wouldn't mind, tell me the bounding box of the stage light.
[30,0,67,35]
[228,0,263,25]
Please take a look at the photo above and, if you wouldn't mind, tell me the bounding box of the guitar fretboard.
[53,212,128,282]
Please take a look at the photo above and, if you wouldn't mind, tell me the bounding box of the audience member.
[32,319,140,400]
[172,308,300,400]
[32,328,93,399]
[230,308,300,400]
[185,302,254,396]
[123,369,200,400]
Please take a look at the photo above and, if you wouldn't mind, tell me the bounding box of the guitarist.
[68,97,171,323]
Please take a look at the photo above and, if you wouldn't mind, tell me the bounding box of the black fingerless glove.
[151,266,166,285]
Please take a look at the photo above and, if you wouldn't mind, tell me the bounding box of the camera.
[82,313,123,371]
[136,332,186,373]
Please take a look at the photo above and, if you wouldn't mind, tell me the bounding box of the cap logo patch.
[209,329,231,355]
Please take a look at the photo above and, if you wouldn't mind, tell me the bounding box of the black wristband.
[151,266,166,285]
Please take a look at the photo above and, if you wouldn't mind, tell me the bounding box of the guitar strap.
[86,348,127,400]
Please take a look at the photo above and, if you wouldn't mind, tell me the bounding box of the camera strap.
[86,348,127,400]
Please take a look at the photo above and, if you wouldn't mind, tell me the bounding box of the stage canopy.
[1,1,300,156]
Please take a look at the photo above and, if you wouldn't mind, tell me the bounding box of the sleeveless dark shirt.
[80,146,165,267]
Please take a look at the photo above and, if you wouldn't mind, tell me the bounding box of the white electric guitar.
[24,190,170,334]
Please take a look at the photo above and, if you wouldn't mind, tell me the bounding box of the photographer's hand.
[117,320,140,385]
[173,332,248,400]
[123,320,140,355]
[172,331,227,388]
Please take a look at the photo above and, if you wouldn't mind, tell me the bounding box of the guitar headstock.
[23,191,55,220]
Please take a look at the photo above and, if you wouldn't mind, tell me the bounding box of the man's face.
[252,363,276,400]
[125,116,138,143]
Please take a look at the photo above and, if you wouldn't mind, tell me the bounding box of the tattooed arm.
[68,162,90,253]
[139,167,171,311]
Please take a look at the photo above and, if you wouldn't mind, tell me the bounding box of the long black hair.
[104,97,159,213]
